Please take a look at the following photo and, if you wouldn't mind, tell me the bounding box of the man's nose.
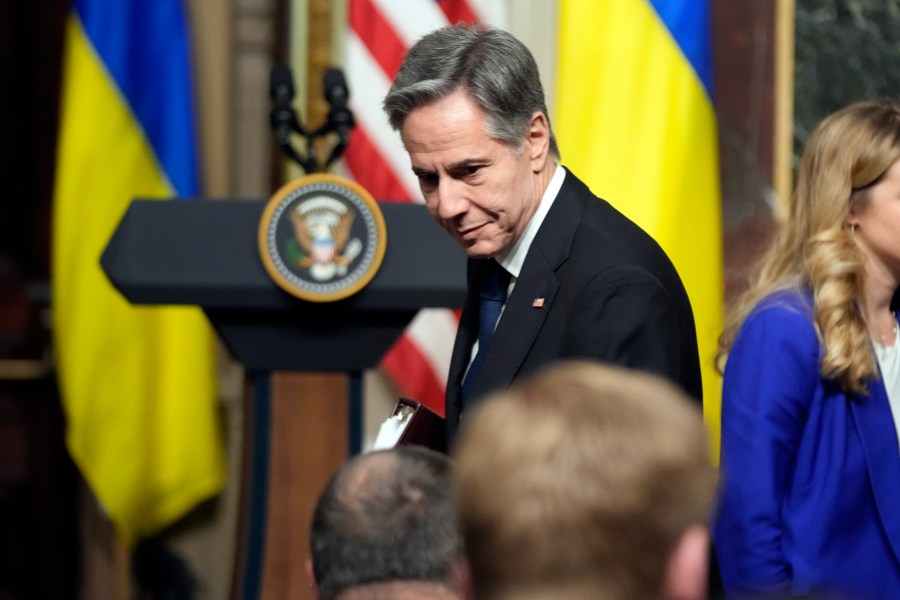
[435,178,467,220]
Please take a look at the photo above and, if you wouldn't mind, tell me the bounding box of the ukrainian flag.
[555,0,723,452]
[53,0,224,544]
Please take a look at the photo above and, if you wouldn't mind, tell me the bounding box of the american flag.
[343,0,506,416]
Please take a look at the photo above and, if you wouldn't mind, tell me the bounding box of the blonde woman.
[713,99,900,600]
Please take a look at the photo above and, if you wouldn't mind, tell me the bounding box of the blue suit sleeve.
[713,301,820,595]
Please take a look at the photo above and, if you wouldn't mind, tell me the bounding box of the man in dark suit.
[383,23,702,447]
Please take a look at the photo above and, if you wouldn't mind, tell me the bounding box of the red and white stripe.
[344,0,506,416]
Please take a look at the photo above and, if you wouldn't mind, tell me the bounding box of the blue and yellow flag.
[555,0,723,452]
[53,0,224,544]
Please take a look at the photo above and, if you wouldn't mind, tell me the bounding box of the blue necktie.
[461,259,510,403]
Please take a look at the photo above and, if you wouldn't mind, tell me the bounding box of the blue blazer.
[713,291,900,600]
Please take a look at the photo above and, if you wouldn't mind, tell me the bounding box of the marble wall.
[794,0,900,155]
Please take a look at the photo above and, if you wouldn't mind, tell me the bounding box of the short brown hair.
[453,361,716,600]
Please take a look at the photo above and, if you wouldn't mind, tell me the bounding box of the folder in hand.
[371,398,445,451]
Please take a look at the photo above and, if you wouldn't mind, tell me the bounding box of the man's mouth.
[459,222,488,240]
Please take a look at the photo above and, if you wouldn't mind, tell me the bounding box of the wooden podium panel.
[261,372,347,600]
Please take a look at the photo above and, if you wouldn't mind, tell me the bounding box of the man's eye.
[455,165,482,178]
[416,172,438,186]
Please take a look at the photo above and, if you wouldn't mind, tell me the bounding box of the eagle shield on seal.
[287,196,362,281]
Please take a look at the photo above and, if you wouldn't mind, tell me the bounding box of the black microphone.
[323,67,355,143]
[269,64,304,142]
[270,63,294,104]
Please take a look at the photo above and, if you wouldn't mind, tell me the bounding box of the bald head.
[310,446,462,600]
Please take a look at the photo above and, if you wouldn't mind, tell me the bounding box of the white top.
[874,329,900,454]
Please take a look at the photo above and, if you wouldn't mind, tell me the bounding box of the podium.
[102,198,466,599]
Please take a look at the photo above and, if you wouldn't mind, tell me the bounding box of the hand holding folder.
[371,398,445,452]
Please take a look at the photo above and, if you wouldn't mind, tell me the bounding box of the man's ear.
[305,558,322,600]
[525,111,551,171]
[663,524,710,600]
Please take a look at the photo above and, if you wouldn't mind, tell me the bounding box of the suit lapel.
[446,260,481,425]
[472,254,560,398]
[850,381,900,565]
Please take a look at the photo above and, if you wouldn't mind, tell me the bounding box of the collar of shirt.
[495,163,566,279]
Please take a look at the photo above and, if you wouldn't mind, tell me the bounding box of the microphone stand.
[269,64,356,175]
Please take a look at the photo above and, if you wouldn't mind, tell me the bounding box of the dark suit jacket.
[445,168,702,445]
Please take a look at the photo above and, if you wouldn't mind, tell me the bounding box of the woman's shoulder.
[740,288,818,345]
[748,288,814,323]
[730,288,822,377]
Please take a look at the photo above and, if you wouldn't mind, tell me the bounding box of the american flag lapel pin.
[532,297,545,308]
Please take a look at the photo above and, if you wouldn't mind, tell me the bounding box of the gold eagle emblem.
[287,196,362,281]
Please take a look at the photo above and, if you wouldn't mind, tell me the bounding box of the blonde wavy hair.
[718,98,900,394]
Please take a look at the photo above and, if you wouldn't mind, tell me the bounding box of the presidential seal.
[258,174,387,302]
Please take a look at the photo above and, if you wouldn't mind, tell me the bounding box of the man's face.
[400,89,548,258]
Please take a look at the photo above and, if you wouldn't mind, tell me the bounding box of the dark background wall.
[794,0,900,156]
[714,0,780,304]
[0,2,77,598]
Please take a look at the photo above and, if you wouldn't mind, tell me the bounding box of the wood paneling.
[260,372,348,600]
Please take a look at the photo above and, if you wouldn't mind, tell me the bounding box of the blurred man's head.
[454,361,717,600]
[308,446,462,600]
